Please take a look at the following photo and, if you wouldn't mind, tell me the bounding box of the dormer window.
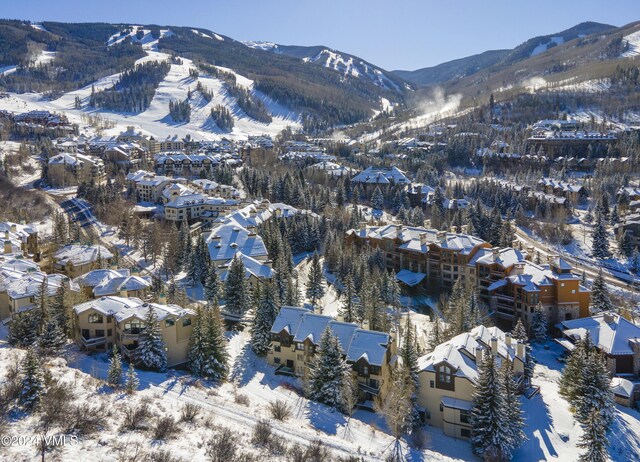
[436,363,455,391]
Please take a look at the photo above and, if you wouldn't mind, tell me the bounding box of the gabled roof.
[206,223,268,262]
[93,275,151,297]
[219,251,274,281]
[560,312,640,355]
[54,245,113,267]
[74,268,130,288]
[418,325,524,384]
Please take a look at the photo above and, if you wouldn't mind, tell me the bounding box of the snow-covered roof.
[219,251,274,281]
[611,377,639,398]
[54,245,113,267]
[475,248,527,268]
[206,223,268,262]
[395,269,426,287]
[351,166,410,184]
[560,312,640,356]
[6,272,68,300]
[418,325,524,384]
[74,268,130,288]
[73,295,192,322]
[0,255,40,273]
[93,275,151,297]
[271,306,391,366]
[49,152,102,166]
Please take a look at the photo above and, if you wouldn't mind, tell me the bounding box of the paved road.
[514,226,640,297]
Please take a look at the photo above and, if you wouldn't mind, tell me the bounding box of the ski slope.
[0,27,301,141]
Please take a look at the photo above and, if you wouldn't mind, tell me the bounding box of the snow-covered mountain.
[243,42,407,92]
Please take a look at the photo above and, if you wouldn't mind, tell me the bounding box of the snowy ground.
[513,342,640,462]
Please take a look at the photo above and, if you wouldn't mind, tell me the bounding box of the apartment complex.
[73,295,194,367]
[0,222,39,256]
[346,224,590,329]
[268,306,396,405]
[47,152,106,187]
[417,326,526,438]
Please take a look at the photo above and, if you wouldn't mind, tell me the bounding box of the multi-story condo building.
[155,153,219,177]
[47,152,106,187]
[126,171,178,204]
[0,222,39,256]
[268,306,396,406]
[74,267,151,299]
[346,224,589,330]
[418,326,526,438]
[73,295,194,367]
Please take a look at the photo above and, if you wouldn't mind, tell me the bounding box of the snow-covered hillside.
[622,29,640,57]
[0,26,301,141]
[530,36,565,57]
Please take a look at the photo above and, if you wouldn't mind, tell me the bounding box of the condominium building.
[47,152,106,187]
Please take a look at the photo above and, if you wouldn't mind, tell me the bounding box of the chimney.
[336,313,344,322]
[461,225,469,234]
[109,261,118,270]
[10,224,16,233]
[119,289,128,298]
[4,231,8,239]
[419,232,427,246]
[505,333,512,347]
[493,248,500,257]
[158,292,167,304]
[512,239,519,248]
[516,341,525,359]
[362,319,370,330]
[3,240,12,255]
[490,337,498,355]
[603,312,615,324]
[475,346,483,364]
[131,267,139,275]
[450,226,458,233]
[436,230,446,239]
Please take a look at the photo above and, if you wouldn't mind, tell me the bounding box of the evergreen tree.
[308,326,350,412]
[574,349,615,428]
[107,345,123,388]
[186,249,199,286]
[125,365,139,394]
[530,304,548,342]
[500,358,526,453]
[204,264,220,303]
[38,319,66,356]
[339,274,360,323]
[591,210,611,260]
[470,352,511,460]
[499,220,515,248]
[618,230,635,259]
[400,316,421,428]
[371,186,384,210]
[223,255,249,316]
[376,365,414,461]
[136,306,167,371]
[429,316,443,349]
[559,336,591,403]
[49,283,69,337]
[200,302,229,381]
[8,311,38,347]
[590,270,612,313]
[306,252,325,309]
[19,348,44,410]
[188,305,207,376]
[251,279,279,357]
[631,248,640,274]
[511,319,534,386]
[577,408,609,462]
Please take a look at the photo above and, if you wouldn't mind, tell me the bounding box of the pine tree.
[308,326,350,412]
[577,408,609,462]
[251,279,279,357]
[376,365,414,461]
[125,364,139,394]
[591,210,611,260]
[371,186,384,210]
[306,252,325,310]
[429,316,443,349]
[574,349,615,428]
[204,264,220,303]
[631,248,640,274]
[107,345,123,388]
[8,310,38,347]
[201,302,229,381]
[530,304,548,342]
[499,220,515,248]
[470,352,510,460]
[223,255,249,316]
[38,319,66,356]
[618,230,635,259]
[49,283,69,337]
[559,336,591,403]
[186,249,199,286]
[511,319,534,386]
[500,358,526,453]
[400,316,421,428]
[136,306,167,371]
[339,274,360,323]
[19,348,44,410]
[590,270,612,313]
[188,305,207,376]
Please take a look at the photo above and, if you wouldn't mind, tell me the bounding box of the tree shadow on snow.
[512,393,558,461]
[305,401,347,436]
[607,406,640,462]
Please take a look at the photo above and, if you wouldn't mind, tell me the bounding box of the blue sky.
[4,0,639,70]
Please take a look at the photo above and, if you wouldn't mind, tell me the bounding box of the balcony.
[81,336,106,348]
[358,380,381,395]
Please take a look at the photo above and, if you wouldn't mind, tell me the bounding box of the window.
[182,318,191,327]
[438,365,452,383]
[95,329,105,338]
[460,410,471,424]
[572,289,576,294]
[107,329,112,337]
[430,380,435,388]
[461,428,471,438]
[88,313,103,324]
[296,343,304,351]
[362,366,369,376]
[274,357,280,364]
[440,403,444,412]
[274,345,281,352]
[297,354,303,361]
[165,318,175,327]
